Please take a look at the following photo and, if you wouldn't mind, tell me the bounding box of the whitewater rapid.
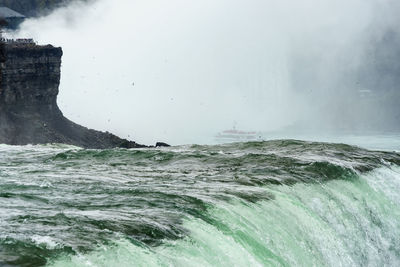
[0,140,399,266]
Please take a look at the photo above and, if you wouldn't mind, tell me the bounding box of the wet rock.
[155,142,170,147]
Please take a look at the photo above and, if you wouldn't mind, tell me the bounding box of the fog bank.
[11,0,400,144]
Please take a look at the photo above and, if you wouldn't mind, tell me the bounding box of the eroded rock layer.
[0,43,145,148]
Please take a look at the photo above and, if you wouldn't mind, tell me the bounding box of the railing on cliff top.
[0,38,36,45]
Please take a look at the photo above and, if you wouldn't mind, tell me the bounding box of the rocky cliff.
[0,42,147,148]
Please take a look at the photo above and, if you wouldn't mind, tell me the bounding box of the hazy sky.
[11,0,400,145]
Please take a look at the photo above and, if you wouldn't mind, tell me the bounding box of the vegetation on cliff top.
[0,0,88,17]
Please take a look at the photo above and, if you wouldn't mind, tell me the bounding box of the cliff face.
[0,44,61,107]
[0,42,146,148]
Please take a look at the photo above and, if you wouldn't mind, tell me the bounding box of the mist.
[10,0,400,145]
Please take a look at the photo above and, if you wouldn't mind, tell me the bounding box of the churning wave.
[0,140,400,266]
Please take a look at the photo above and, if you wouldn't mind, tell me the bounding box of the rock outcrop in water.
[0,41,148,148]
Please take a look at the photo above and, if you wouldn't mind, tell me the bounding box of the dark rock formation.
[155,142,170,147]
[0,42,147,148]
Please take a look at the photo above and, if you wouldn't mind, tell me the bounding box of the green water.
[1,140,400,266]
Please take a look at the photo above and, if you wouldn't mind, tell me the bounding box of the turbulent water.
[1,140,400,266]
